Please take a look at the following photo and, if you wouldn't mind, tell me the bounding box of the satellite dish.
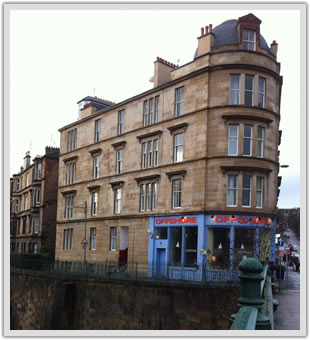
[149,76,154,83]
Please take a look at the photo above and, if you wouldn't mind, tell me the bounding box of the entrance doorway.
[119,227,128,268]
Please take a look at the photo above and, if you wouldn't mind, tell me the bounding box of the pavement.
[273,228,300,330]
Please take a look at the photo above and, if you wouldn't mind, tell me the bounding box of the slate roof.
[194,19,270,58]
[77,96,115,106]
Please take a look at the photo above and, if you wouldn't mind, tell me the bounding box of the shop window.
[242,175,252,207]
[170,227,182,266]
[230,75,240,105]
[234,228,255,270]
[208,228,230,269]
[155,227,167,240]
[185,227,198,267]
[242,30,256,51]
[228,125,239,156]
[243,125,253,156]
[245,75,254,106]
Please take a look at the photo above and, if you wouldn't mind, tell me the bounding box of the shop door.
[119,227,128,268]
[156,248,166,275]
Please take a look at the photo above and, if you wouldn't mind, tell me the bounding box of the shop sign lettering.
[214,216,272,225]
[155,217,197,225]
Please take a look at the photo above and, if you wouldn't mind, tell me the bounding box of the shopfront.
[147,214,276,281]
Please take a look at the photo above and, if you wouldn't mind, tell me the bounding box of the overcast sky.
[8,4,303,208]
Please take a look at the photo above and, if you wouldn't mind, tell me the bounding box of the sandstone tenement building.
[55,13,282,280]
[10,147,60,257]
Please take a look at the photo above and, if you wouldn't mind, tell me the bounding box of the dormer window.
[242,30,256,51]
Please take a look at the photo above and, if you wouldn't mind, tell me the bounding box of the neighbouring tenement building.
[10,147,60,257]
[55,13,282,281]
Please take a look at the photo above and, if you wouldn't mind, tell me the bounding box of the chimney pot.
[205,26,209,34]
[201,27,204,36]
[209,24,212,32]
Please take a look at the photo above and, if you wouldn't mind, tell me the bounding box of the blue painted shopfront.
[147,214,276,281]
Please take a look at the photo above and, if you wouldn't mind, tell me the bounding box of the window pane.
[170,228,182,266]
[245,76,253,91]
[152,182,157,210]
[172,179,181,208]
[243,125,252,156]
[242,175,251,206]
[155,227,167,239]
[185,227,197,267]
[230,75,240,104]
[227,175,237,206]
[140,185,145,211]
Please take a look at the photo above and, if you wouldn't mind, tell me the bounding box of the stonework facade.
[10,147,60,257]
[55,13,282,278]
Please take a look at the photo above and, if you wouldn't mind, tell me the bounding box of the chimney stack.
[196,24,214,57]
[153,57,177,87]
[23,151,31,169]
[271,40,278,58]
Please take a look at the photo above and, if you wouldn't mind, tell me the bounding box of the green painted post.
[230,258,272,330]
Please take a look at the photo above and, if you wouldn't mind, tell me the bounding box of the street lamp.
[280,165,289,168]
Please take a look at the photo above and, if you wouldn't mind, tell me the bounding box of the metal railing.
[230,257,275,330]
[10,255,240,286]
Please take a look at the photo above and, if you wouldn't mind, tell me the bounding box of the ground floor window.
[169,226,198,267]
[207,228,230,269]
[233,228,256,270]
